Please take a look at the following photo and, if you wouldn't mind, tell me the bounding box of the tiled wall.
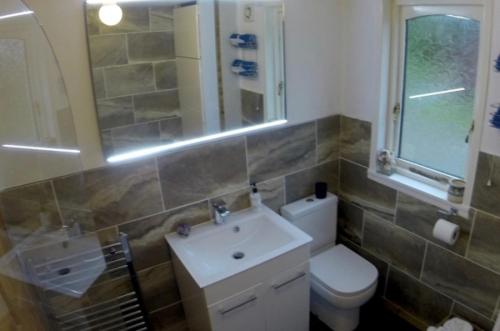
[0,115,340,331]
[86,3,181,156]
[241,89,264,126]
[337,115,500,331]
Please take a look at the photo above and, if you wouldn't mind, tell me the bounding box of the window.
[388,3,487,186]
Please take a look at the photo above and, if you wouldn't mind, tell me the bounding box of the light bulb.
[98,3,123,26]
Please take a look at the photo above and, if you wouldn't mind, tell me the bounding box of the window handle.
[465,120,475,144]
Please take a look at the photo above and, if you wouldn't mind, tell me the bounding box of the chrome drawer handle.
[272,272,307,290]
[219,295,257,315]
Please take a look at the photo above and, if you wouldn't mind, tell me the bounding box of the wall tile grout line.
[154,157,166,212]
[418,241,428,281]
[464,210,477,259]
[49,180,65,226]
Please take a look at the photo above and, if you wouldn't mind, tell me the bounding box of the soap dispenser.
[250,183,262,208]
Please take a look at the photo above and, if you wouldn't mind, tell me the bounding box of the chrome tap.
[213,201,230,225]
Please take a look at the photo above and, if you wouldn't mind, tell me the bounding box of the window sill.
[367,169,470,218]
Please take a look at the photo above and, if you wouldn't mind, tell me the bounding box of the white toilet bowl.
[309,244,378,331]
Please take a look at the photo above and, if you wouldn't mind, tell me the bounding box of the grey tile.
[339,159,397,221]
[155,61,177,90]
[160,117,183,143]
[257,177,285,213]
[128,32,175,62]
[138,262,180,312]
[338,199,364,245]
[453,303,495,331]
[89,34,127,68]
[0,182,61,244]
[134,90,179,123]
[386,267,453,325]
[210,188,251,214]
[85,6,100,35]
[119,201,209,270]
[340,116,371,167]
[285,161,338,203]
[471,152,500,218]
[92,69,105,99]
[150,5,175,32]
[317,115,340,164]
[422,244,500,316]
[247,123,316,183]
[150,302,188,331]
[111,122,161,154]
[105,64,155,98]
[96,96,134,130]
[396,193,472,255]
[99,6,149,34]
[158,138,248,210]
[53,159,163,229]
[468,211,500,273]
[363,213,426,277]
[100,130,114,156]
[241,89,264,126]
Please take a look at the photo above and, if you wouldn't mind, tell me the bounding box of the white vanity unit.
[165,206,312,331]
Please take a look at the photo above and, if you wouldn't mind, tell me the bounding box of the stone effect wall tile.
[317,115,340,164]
[89,34,127,68]
[471,152,500,217]
[99,6,150,34]
[150,6,175,32]
[422,244,500,316]
[285,161,338,203]
[111,122,161,154]
[257,178,285,213]
[137,262,180,312]
[134,90,179,123]
[452,303,495,331]
[96,96,134,130]
[128,32,175,62]
[119,201,210,271]
[338,199,363,245]
[159,138,248,210]
[241,89,264,126]
[386,268,453,325]
[247,123,316,183]
[363,213,426,277]
[155,61,177,90]
[340,116,371,167]
[396,193,472,256]
[104,64,155,98]
[467,211,500,274]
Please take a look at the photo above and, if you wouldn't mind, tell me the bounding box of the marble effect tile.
[119,201,209,270]
[468,211,500,274]
[92,69,105,99]
[256,177,285,213]
[138,262,180,312]
[338,199,364,245]
[241,89,264,126]
[453,303,495,331]
[128,32,175,62]
[209,188,251,214]
[340,116,371,167]
[471,152,500,218]
[96,96,134,130]
[150,302,188,331]
[422,244,500,316]
[105,64,155,98]
[160,117,183,143]
[247,123,316,183]
[339,160,397,221]
[53,159,163,229]
[85,7,100,35]
[89,34,127,68]
[155,61,177,90]
[386,267,453,325]
[158,137,247,210]
[317,115,340,163]
[285,161,338,203]
[150,5,175,32]
[111,122,161,154]
[134,90,179,123]
[396,193,472,256]
[363,213,426,277]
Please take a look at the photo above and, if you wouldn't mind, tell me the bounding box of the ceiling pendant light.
[99,2,123,26]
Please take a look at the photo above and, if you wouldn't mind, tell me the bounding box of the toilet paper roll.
[432,219,460,245]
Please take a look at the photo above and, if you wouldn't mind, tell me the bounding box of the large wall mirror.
[85,0,286,160]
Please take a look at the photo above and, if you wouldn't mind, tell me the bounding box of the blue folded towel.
[230,34,258,49]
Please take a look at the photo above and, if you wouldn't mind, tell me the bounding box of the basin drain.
[232,252,245,260]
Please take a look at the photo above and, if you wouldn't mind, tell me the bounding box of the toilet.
[281,193,378,331]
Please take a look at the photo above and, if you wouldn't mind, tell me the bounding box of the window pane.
[399,14,480,178]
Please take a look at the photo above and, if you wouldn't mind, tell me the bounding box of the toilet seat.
[310,244,378,298]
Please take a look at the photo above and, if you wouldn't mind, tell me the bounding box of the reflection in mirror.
[0,0,82,190]
[85,0,286,160]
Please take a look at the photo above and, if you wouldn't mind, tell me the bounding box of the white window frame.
[369,0,492,215]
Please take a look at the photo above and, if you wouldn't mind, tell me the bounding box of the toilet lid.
[310,244,378,297]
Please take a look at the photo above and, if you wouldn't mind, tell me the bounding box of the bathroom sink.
[165,205,312,288]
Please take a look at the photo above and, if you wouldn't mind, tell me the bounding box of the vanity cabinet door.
[208,283,266,331]
[265,262,310,331]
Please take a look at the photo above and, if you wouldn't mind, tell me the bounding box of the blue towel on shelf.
[231,59,258,78]
[230,34,258,49]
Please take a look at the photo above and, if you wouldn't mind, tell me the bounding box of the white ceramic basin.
[166,205,312,288]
